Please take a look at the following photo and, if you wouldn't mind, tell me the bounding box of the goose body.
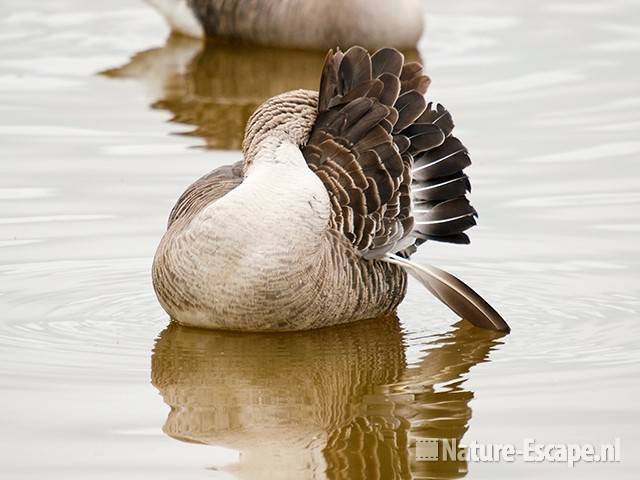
[153,47,510,332]
[146,0,424,50]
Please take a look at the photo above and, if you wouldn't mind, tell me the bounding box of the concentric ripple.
[1,253,638,387]
[399,258,640,369]
[0,258,166,381]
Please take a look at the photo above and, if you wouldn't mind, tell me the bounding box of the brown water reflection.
[104,35,420,150]
[2,0,640,478]
[152,319,504,479]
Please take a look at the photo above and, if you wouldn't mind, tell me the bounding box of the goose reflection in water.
[151,319,505,479]
[103,36,420,150]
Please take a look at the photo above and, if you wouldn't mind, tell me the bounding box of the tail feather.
[385,254,510,332]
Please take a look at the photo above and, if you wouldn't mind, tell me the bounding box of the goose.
[152,46,511,332]
[145,0,424,50]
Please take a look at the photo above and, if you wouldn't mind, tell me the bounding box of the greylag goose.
[152,46,510,332]
[146,0,424,50]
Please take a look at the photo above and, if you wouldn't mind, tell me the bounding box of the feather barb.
[384,253,510,332]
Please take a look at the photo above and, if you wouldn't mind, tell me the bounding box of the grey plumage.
[167,161,244,227]
[157,0,425,50]
[152,45,509,332]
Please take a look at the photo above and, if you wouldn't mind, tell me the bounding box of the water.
[1,0,639,478]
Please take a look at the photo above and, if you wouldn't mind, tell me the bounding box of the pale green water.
[0,1,639,479]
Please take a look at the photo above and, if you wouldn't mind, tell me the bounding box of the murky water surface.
[1,1,639,478]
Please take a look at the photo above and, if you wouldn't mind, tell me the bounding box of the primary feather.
[303,46,478,258]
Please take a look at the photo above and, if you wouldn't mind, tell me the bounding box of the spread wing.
[302,47,476,259]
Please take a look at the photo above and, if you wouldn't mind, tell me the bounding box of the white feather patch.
[146,0,204,38]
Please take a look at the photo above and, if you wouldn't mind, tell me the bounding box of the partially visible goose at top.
[152,46,511,333]
[146,0,424,49]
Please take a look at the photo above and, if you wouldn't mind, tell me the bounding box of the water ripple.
[1,254,638,385]
[401,261,640,368]
[0,258,165,380]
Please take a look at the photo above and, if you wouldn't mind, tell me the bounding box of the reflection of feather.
[152,317,505,479]
[385,254,510,332]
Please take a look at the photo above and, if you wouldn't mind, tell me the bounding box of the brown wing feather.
[303,46,476,259]
[304,47,412,258]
